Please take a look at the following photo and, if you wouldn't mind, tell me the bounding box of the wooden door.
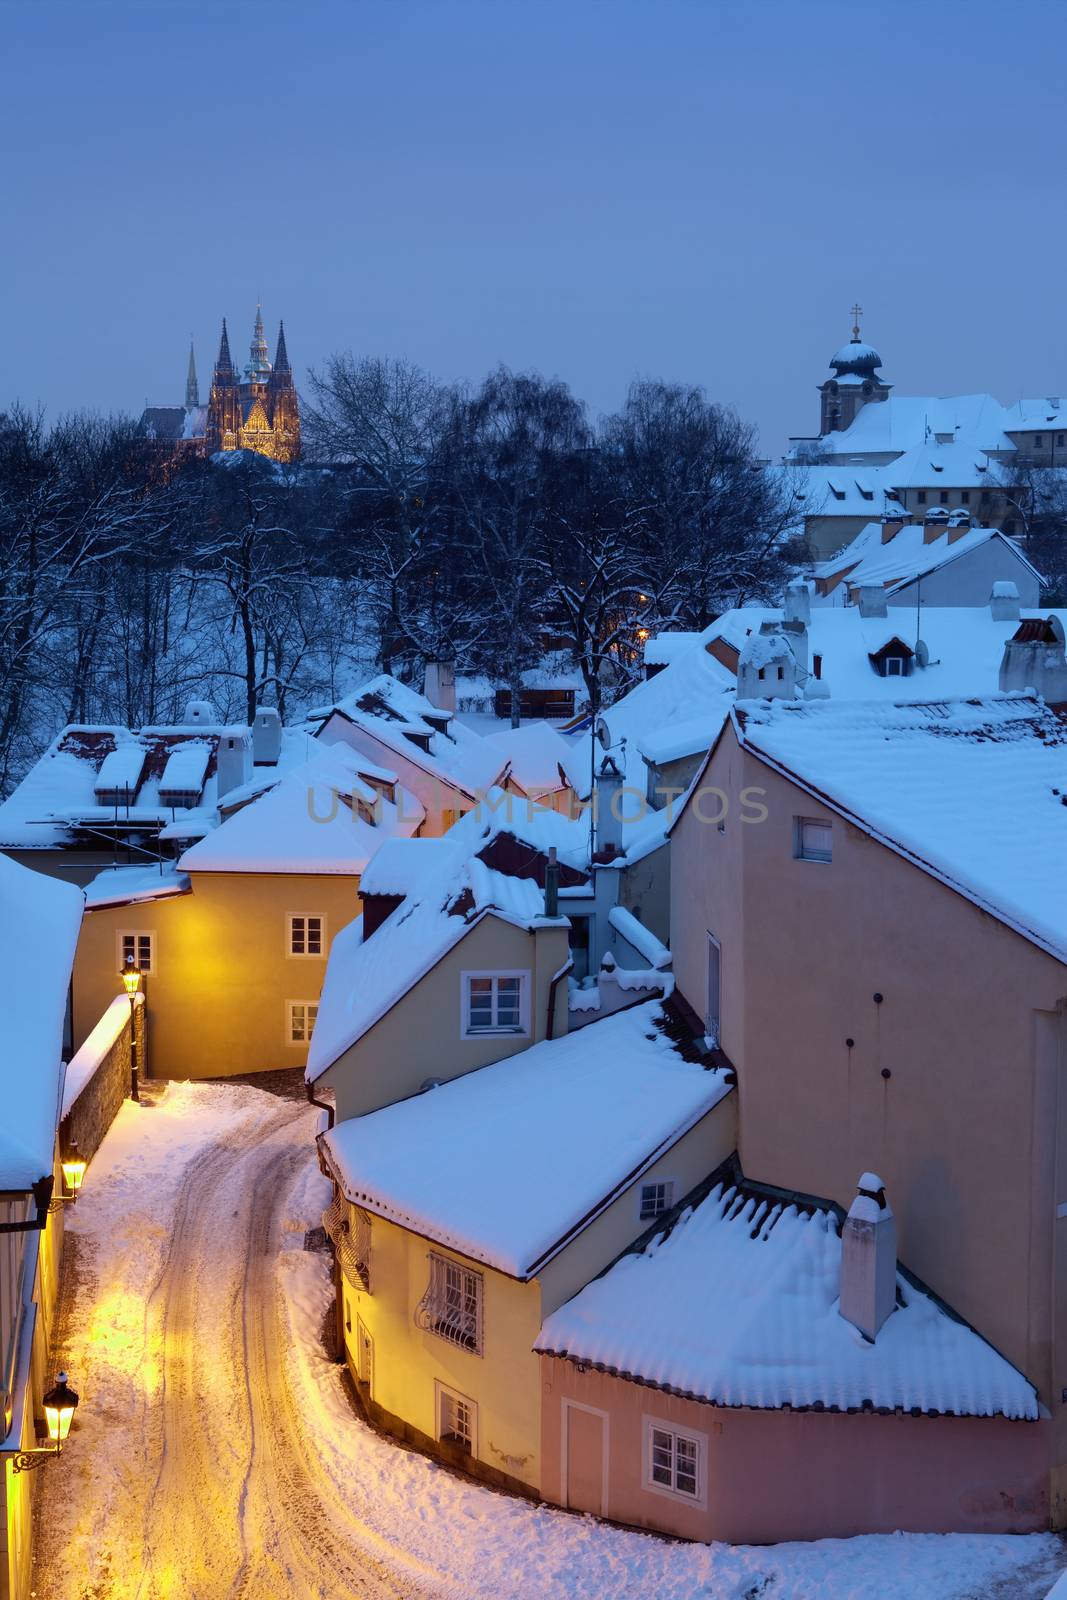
[564,1402,607,1516]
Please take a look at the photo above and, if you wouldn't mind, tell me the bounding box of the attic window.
[868,637,914,678]
[639,1180,675,1222]
[462,972,529,1037]
[402,729,433,754]
[794,817,832,864]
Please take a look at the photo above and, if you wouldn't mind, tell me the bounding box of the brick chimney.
[999,617,1067,704]
[839,1173,897,1341]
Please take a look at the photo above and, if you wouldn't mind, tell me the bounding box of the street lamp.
[60,1155,86,1199]
[12,1373,79,1472]
[119,956,142,1103]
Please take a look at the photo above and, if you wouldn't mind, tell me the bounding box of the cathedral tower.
[204,308,300,461]
[818,305,892,436]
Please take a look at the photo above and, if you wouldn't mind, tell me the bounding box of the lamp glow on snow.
[61,1155,86,1199]
[119,956,143,999]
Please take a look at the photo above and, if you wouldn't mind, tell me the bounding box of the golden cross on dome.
[850,303,863,340]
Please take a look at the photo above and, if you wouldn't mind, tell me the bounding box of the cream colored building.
[317,1002,735,1493]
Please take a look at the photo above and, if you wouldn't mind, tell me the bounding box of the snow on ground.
[37,1080,1067,1600]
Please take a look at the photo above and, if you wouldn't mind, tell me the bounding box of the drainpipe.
[545,957,573,1041]
[306,1079,335,1130]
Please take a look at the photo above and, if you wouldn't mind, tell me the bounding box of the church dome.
[830,338,882,376]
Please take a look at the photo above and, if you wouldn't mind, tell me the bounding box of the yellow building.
[317,1002,736,1493]
[71,743,423,1079]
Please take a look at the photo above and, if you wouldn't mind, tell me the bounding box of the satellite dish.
[595,716,612,750]
[914,639,929,668]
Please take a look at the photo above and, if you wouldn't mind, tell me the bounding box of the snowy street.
[34,1080,1067,1600]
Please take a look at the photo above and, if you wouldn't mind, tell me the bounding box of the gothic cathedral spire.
[214,319,235,382]
[248,304,271,382]
[273,321,291,377]
[185,339,199,409]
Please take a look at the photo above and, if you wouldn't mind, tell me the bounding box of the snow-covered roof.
[177,743,423,875]
[599,636,737,790]
[307,796,589,1079]
[84,865,191,908]
[884,439,997,490]
[1002,397,1067,433]
[817,394,1014,459]
[785,463,905,521]
[814,520,1042,598]
[537,1178,1037,1420]
[485,721,588,798]
[732,694,1067,964]
[313,675,508,800]
[321,1002,733,1277]
[0,854,82,1187]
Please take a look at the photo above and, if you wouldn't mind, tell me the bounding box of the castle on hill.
[138,307,300,462]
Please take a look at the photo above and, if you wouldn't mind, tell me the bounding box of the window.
[287,1001,318,1044]
[646,1421,704,1502]
[436,1383,477,1455]
[939,490,948,504]
[639,1180,675,1222]
[345,1297,352,1334]
[118,931,154,974]
[917,490,927,505]
[960,490,970,505]
[795,817,832,863]
[1035,434,1044,448]
[462,972,529,1038]
[980,489,990,503]
[415,1252,483,1353]
[288,914,325,957]
[1057,434,1064,448]
[885,656,905,677]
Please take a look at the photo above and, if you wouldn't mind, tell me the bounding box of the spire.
[850,301,863,343]
[273,320,290,375]
[248,303,271,381]
[185,338,199,408]
[214,318,235,381]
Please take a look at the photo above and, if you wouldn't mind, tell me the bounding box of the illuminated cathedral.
[205,308,300,461]
[139,308,300,462]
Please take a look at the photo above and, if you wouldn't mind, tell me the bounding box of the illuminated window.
[118,931,154,974]
[646,1420,705,1502]
[462,972,529,1037]
[416,1253,483,1353]
[437,1383,477,1454]
[287,1001,318,1044]
[795,817,832,863]
[288,914,325,956]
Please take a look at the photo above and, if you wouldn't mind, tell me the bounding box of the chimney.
[215,730,250,801]
[783,579,811,627]
[855,585,888,619]
[735,628,798,701]
[990,580,1021,623]
[839,1173,897,1341]
[880,515,905,544]
[184,698,218,726]
[998,617,1067,704]
[595,754,624,859]
[544,845,559,917]
[252,706,282,766]
[423,659,457,713]
[922,508,950,545]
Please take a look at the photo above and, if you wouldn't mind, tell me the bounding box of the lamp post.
[12,1373,79,1473]
[119,956,142,1103]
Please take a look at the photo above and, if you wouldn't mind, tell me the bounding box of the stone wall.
[62,999,145,1165]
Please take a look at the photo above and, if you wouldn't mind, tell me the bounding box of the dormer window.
[868,637,914,679]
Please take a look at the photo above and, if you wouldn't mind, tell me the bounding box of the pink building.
[537,1167,1048,1542]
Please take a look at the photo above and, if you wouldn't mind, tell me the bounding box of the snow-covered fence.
[61,995,145,1164]
[568,950,673,1032]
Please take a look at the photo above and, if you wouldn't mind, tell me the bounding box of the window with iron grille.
[648,1423,702,1500]
[118,931,154,974]
[415,1253,483,1354]
[462,972,529,1037]
[322,1191,371,1290]
[287,1001,318,1044]
[437,1383,476,1454]
[288,914,325,956]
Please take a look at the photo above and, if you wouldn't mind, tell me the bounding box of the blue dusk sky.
[4,0,1067,454]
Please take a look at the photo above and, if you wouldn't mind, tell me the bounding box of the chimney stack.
[423,659,457,713]
[215,730,250,801]
[990,581,1021,623]
[595,754,624,859]
[544,845,559,917]
[839,1173,897,1341]
[252,705,282,766]
[783,579,812,627]
[735,627,798,701]
[855,585,888,619]
[998,616,1067,705]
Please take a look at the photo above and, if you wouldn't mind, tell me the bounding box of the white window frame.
[435,1380,478,1456]
[286,1000,319,1045]
[460,970,531,1040]
[884,656,905,677]
[287,912,326,958]
[415,1251,484,1354]
[117,930,155,975]
[638,1178,676,1224]
[643,1414,708,1508]
[794,816,832,864]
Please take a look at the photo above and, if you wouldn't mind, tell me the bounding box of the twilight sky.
[5,0,1067,454]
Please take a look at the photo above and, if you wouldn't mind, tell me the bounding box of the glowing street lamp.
[119,956,143,1102]
[60,1155,86,1199]
[12,1373,80,1472]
